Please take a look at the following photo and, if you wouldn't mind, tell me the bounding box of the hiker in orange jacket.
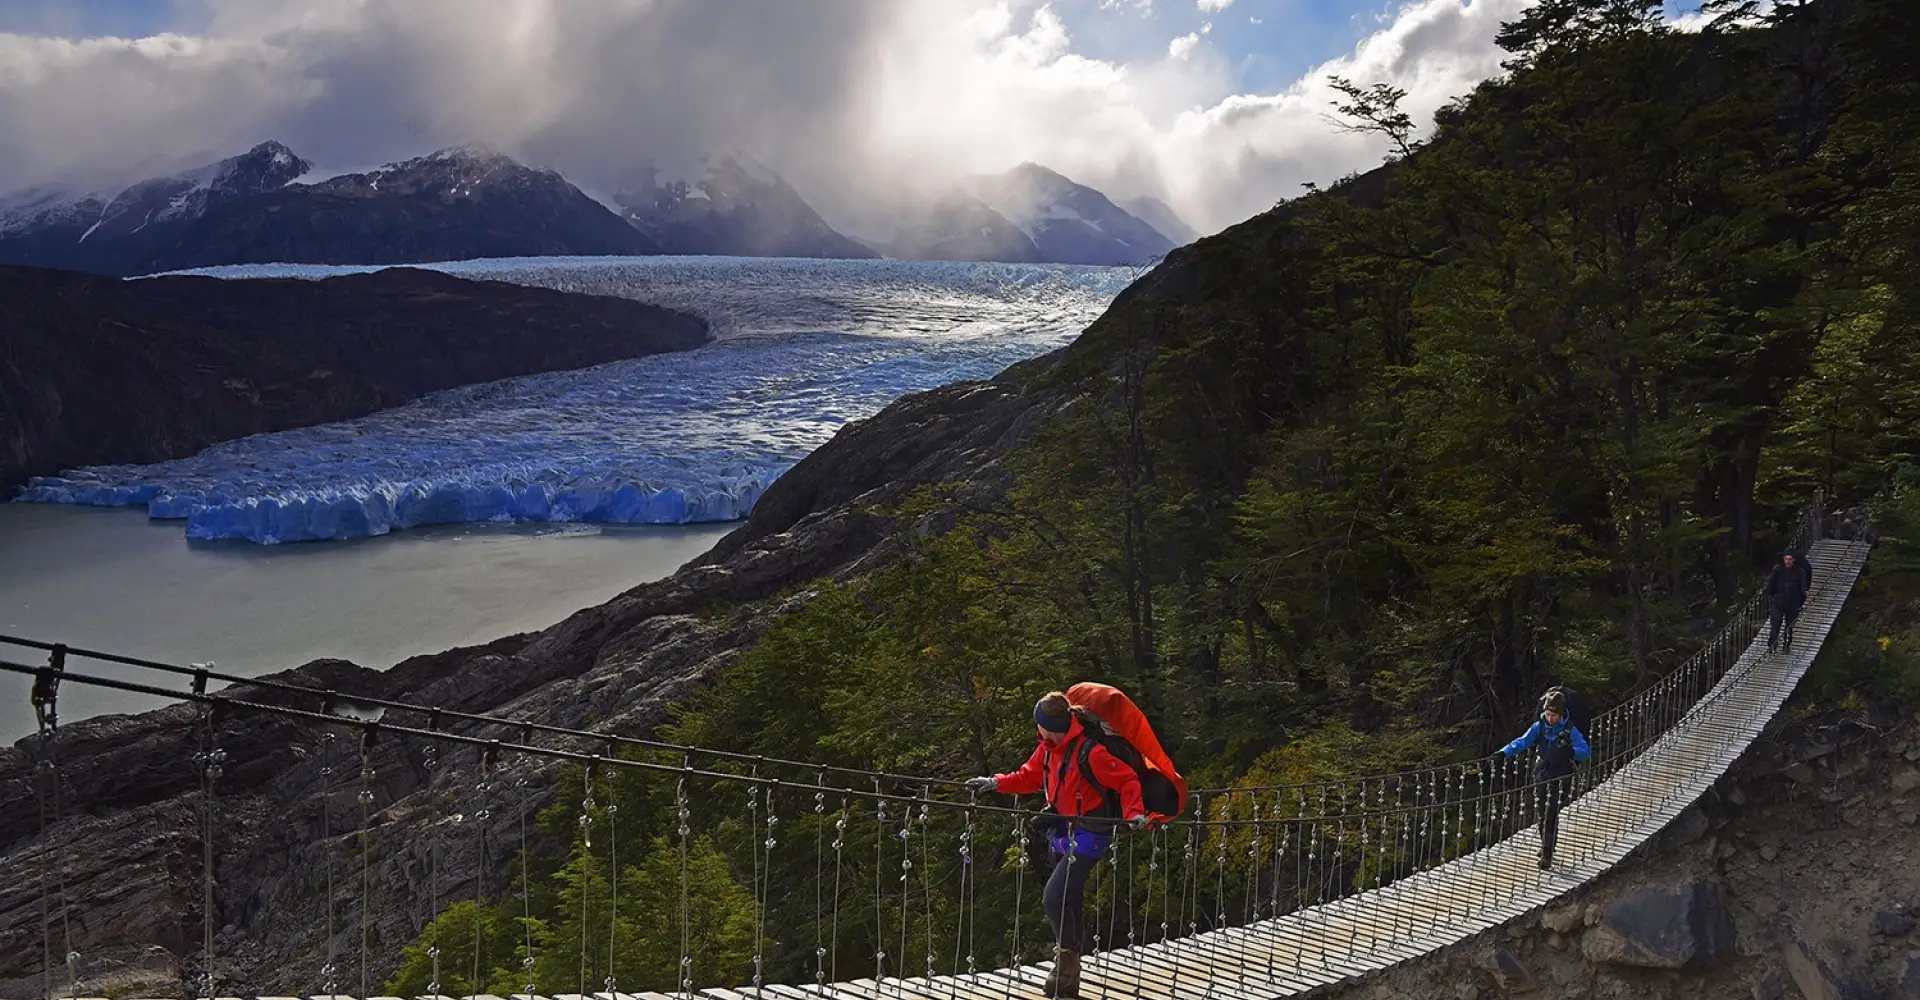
[967,692,1148,998]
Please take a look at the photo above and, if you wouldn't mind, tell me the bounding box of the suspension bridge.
[0,504,1870,1000]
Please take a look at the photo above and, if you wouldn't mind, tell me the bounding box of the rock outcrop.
[1579,880,1737,969]
[0,265,708,491]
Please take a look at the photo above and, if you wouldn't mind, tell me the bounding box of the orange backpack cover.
[1067,681,1189,822]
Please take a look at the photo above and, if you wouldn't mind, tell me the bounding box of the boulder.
[1541,903,1584,934]
[1580,880,1737,969]
[1473,947,1534,992]
[1665,806,1712,847]
[1895,769,1920,795]
[1877,908,1917,936]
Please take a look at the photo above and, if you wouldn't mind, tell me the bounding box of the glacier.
[17,255,1132,544]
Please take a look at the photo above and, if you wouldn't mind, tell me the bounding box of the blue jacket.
[1502,717,1591,777]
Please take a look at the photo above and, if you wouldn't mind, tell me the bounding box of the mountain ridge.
[0,142,659,275]
[614,153,878,259]
[0,143,1179,271]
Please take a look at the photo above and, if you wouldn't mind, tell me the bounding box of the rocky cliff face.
[0,265,708,491]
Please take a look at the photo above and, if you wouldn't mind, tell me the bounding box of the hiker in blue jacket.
[1500,689,1591,870]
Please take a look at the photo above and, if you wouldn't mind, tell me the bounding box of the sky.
[0,0,1718,238]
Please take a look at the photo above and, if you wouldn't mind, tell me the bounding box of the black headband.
[1035,702,1071,733]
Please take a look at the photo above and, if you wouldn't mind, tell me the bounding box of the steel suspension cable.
[896,791,912,999]
[195,702,225,1000]
[321,730,337,1000]
[577,763,595,1000]
[676,771,693,1000]
[472,748,494,999]
[816,778,828,994]
[358,730,375,1000]
[605,760,620,999]
[519,770,536,999]
[919,789,934,984]
[832,794,848,993]
[425,742,443,1000]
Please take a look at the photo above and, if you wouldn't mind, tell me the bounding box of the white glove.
[964,776,998,794]
[1128,814,1151,831]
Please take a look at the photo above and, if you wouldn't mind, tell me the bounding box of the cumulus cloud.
[0,0,1535,237]
[1197,0,1235,11]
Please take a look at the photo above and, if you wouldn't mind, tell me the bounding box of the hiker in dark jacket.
[967,692,1147,998]
[1764,552,1809,653]
[1500,689,1591,870]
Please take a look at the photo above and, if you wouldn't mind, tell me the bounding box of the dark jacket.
[1502,716,1592,779]
[1764,561,1808,611]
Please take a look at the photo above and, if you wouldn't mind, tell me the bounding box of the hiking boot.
[1044,948,1081,998]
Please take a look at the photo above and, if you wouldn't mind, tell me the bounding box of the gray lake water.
[0,503,729,741]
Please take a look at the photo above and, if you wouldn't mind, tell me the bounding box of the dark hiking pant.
[1536,774,1568,863]
[1769,604,1801,651]
[1043,844,1105,953]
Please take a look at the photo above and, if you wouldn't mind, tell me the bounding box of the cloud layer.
[0,0,1533,237]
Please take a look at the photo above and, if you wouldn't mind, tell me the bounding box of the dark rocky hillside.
[0,265,707,490]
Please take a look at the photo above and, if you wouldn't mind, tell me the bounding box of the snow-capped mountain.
[0,142,656,275]
[0,184,107,239]
[90,140,311,244]
[614,154,876,259]
[0,141,311,273]
[876,194,1044,264]
[147,143,660,271]
[963,163,1175,266]
[1121,195,1200,246]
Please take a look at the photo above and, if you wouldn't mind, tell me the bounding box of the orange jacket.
[992,716,1146,820]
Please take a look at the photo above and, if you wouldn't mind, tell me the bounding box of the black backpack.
[1068,708,1183,819]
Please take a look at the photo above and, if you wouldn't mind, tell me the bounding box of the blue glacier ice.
[17,256,1132,544]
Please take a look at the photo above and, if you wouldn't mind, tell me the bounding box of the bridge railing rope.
[0,495,1846,999]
